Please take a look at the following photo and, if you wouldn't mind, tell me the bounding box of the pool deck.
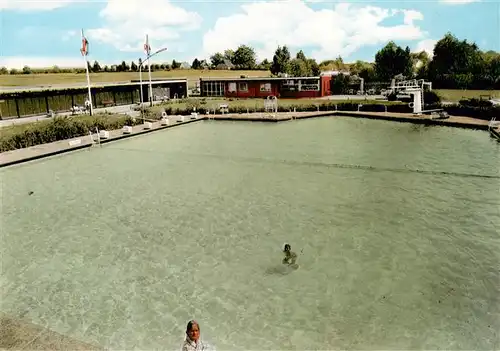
[0,111,491,168]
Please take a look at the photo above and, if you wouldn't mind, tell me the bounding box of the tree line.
[1,32,498,90]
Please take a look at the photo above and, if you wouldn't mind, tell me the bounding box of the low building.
[199,76,332,99]
[0,79,188,118]
[129,78,188,101]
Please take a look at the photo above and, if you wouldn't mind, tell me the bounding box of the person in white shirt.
[182,320,206,351]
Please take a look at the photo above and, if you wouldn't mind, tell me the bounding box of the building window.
[238,82,248,92]
[202,81,225,97]
[260,83,271,92]
[228,82,237,92]
[299,79,320,91]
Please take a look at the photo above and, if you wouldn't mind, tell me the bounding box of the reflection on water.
[1,118,499,350]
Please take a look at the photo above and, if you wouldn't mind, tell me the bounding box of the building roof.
[320,70,350,76]
[0,79,188,93]
[200,76,321,82]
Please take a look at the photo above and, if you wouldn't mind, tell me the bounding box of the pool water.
[1,117,499,350]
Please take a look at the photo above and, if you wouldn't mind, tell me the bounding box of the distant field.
[434,89,500,102]
[0,70,270,89]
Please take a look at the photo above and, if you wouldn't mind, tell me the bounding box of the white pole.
[139,61,144,120]
[146,34,153,107]
[81,29,93,116]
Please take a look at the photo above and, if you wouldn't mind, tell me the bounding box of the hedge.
[149,100,499,121]
[0,114,142,152]
[150,101,415,116]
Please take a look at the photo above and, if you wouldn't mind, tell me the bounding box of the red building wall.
[219,77,331,99]
[320,75,332,96]
[224,80,279,98]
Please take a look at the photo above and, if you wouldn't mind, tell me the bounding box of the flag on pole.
[80,29,89,56]
[144,34,151,56]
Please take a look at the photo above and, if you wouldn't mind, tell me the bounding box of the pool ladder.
[89,127,101,148]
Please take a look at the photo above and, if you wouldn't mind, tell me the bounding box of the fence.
[0,86,142,119]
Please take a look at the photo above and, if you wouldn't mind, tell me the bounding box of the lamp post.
[139,47,168,117]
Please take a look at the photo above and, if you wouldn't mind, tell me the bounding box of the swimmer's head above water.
[282,243,297,265]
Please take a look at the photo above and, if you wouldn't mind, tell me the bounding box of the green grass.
[0,70,270,89]
[434,89,500,102]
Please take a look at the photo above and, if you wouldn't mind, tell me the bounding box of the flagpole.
[81,29,93,116]
[146,34,153,107]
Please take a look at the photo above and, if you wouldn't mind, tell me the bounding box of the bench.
[219,104,229,113]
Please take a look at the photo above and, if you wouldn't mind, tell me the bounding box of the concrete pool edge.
[333,111,490,130]
[0,111,490,168]
[0,116,203,168]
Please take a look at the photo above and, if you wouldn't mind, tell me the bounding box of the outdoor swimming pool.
[1,117,499,350]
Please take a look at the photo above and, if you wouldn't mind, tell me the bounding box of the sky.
[0,0,498,69]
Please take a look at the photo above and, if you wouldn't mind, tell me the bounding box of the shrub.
[387,93,398,101]
[424,91,441,104]
[443,104,500,120]
[458,98,493,108]
[0,114,142,152]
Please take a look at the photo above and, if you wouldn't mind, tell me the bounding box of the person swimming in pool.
[282,243,297,265]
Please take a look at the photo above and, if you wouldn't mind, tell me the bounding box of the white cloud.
[440,0,480,4]
[0,56,178,69]
[0,56,97,69]
[87,0,202,54]
[201,0,426,62]
[0,0,79,11]
[413,39,437,57]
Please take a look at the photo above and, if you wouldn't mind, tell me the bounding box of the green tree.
[171,59,181,69]
[223,49,235,63]
[319,56,346,71]
[271,45,291,75]
[258,58,271,71]
[131,61,138,71]
[210,52,225,68]
[199,59,208,69]
[427,33,485,88]
[331,73,349,94]
[232,45,256,69]
[191,58,202,69]
[22,65,31,74]
[410,51,430,79]
[289,58,309,76]
[296,50,307,61]
[306,58,320,76]
[429,33,483,77]
[92,60,101,73]
[0,66,8,74]
[374,42,413,81]
[349,60,376,81]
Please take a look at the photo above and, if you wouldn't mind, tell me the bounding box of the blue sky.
[0,0,498,68]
